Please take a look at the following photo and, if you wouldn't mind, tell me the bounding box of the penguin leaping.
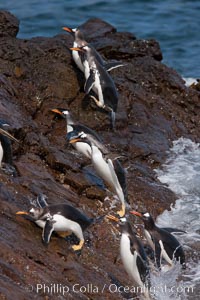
[130,211,186,269]
[16,203,93,251]
[70,46,119,129]
[107,215,150,299]
[51,108,101,159]
[67,130,128,217]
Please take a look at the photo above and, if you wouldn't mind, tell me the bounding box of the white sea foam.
[183,77,198,87]
[153,138,200,300]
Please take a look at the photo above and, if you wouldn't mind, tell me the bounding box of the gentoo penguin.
[16,203,93,251]
[130,211,186,269]
[63,26,123,73]
[0,121,19,167]
[70,46,119,129]
[51,108,101,159]
[107,215,150,299]
[67,130,128,217]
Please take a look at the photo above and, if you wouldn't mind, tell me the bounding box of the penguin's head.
[51,108,69,119]
[119,217,127,225]
[107,215,134,235]
[0,120,10,128]
[62,26,77,35]
[130,211,155,229]
[62,26,85,41]
[0,120,19,143]
[66,130,90,145]
[107,215,128,226]
[16,207,44,220]
[29,207,43,219]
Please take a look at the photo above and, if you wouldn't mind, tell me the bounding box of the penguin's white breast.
[144,229,155,251]
[35,220,46,228]
[72,42,84,72]
[0,142,3,166]
[74,141,92,159]
[94,71,104,106]
[120,234,144,288]
[52,214,78,232]
[159,240,173,265]
[83,60,90,80]
[91,147,114,188]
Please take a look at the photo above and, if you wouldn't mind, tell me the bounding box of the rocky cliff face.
[0,10,200,300]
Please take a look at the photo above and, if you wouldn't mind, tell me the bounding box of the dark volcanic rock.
[0,10,19,37]
[0,10,200,300]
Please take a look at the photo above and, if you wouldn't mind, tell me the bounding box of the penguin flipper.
[37,193,48,208]
[162,227,186,234]
[113,159,129,203]
[105,61,124,72]
[84,71,95,94]
[155,241,162,269]
[42,220,54,244]
[107,159,122,191]
[136,254,150,285]
[107,159,126,216]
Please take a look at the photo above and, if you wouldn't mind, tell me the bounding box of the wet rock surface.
[0,11,200,300]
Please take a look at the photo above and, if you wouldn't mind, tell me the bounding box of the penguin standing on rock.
[107,215,151,299]
[0,120,19,167]
[67,130,128,217]
[63,26,123,74]
[51,108,101,159]
[16,203,94,251]
[63,26,87,72]
[70,46,119,129]
[130,211,186,269]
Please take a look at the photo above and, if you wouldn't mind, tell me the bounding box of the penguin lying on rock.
[16,195,103,251]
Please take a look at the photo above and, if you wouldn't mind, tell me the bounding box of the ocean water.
[0,0,200,77]
[154,138,200,300]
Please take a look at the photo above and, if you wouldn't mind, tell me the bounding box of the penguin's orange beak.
[69,138,81,144]
[16,211,29,215]
[70,47,83,52]
[62,26,73,33]
[51,108,62,115]
[106,215,120,222]
[130,211,142,217]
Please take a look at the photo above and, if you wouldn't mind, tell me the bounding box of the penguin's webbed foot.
[117,204,126,218]
[72,239,84,251]
[90,95,103,108]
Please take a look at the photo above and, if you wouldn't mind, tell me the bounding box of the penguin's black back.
[46,204,92,230]
[97,63,118,112]
[154,227,185,265]
[136,255,150,285]
[71,124,102,142]
[0,134,13,165]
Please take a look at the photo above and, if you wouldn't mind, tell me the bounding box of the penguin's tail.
[110,110,116,130]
